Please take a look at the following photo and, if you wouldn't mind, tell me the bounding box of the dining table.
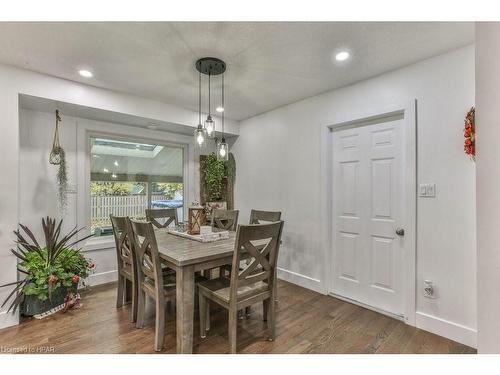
[154,229,237,354]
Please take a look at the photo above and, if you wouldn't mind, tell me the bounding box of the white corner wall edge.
[415,311,477,348]
[277,268,324,294]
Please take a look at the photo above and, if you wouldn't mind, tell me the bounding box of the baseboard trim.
[415,311,477,348]
[277,267,324,294]
[87,270,118,286]
[0,310,19,330]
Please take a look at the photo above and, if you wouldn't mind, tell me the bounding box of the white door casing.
[331,117,406,317]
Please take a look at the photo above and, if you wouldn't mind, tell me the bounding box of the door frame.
[319,99,417,326]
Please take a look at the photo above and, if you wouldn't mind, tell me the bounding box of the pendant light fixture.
[194,69,206,147]
[217,72,228,161]
[195,57,227,151]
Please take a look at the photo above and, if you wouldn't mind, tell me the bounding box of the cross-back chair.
[145,208,178,229]
[249,209,282,224]
[197,221,285,353]
[129,220,176,352]
[211,209,239,231]
[110,215,138,323]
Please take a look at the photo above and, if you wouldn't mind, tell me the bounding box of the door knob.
[395,228,405,236]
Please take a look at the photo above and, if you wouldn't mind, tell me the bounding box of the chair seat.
[198,277,269,303]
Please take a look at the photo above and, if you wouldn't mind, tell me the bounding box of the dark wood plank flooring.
[0,280,476,354]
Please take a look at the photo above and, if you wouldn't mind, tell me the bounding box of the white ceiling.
[0,22,473,120]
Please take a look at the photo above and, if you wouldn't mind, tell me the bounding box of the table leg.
[176,264,195,354]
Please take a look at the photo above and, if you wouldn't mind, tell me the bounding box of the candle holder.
[188,206,205,235]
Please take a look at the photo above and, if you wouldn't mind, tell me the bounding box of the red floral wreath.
[464,107,475,160]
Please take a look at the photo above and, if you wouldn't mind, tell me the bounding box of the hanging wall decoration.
[49,110,68,211]
[463,106,475,161]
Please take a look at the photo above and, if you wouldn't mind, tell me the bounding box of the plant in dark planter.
[0,217,94,316]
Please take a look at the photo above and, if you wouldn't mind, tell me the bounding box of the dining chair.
[197,221,285,353]
[220,209,282,283]
[249,209,282,224]
[145,208,178,229]
[110,215,138,323]
[211,209,239,231]
[129,219,176,352]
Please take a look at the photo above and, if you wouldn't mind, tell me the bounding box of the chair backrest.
[145,208,178,229]
[110,215,135,273]
[129,220,164,295]
[249,209,282,224]
[211,209,239,231]
[229,221,284,301]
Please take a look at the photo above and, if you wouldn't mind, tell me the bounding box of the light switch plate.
[419,183,436,198]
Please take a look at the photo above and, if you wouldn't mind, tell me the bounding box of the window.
[90,136,184,236]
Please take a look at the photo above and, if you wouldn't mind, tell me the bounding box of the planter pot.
[21,285,78,316]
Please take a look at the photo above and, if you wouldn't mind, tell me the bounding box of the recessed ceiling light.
[335,51,350,62]
[103,168,109,173]
[147,124,158,130]
[78,69,93,78]
[114,160,119,167]
[216,107,224,113]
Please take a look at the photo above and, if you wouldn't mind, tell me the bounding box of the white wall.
[232,46,476,347]
[0,63,239,329]
[476,23,500,354]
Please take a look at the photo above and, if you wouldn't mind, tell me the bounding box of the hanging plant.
[49,110,68,211]
[464,106,475,161]
[201,153,225,201]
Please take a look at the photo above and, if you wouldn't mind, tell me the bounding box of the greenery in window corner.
[0,217,94,312]
[201,153,225,201]
[201,153,236,201]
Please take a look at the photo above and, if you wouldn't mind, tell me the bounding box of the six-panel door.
[331,119,405,316]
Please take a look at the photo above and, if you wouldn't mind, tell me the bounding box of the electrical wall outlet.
[423,280,435,298]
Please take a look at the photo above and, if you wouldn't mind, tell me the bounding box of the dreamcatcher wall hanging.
[49,109,68,212]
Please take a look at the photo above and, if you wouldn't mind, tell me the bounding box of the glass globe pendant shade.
[194,124,206,147]
[217,138,229,161]
[204,115,215,137]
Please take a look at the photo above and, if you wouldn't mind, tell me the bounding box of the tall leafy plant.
[201,153,226,201]
[0,217,92,312]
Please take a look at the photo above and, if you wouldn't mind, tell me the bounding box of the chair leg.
[228,308,238,354]
[267,297,276,341]
[116,275,124,308]
[245,306,251,318]
[206,301,211,331]
[136,287,146,329]
[154,298,166,352]
[263,299,269,322]
[130,277,138,323]
[125,278,132,304]
[199,292,207,338]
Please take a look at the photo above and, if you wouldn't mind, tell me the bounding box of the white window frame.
[76,119,194,250]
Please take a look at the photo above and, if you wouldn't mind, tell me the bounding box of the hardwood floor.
[0,280,476,354]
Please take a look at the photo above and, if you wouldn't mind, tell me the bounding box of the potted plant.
[0,217,94,316]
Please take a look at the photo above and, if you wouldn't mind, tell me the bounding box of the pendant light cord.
[198,70,201,125]
[208,71,211,116]
[222,72,225,138]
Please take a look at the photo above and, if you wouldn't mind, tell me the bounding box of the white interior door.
[331,118,406,317]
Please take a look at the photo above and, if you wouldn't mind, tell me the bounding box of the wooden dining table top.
[154,229,237,267]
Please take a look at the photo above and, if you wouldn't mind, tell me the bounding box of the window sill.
[82,236,115,252]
